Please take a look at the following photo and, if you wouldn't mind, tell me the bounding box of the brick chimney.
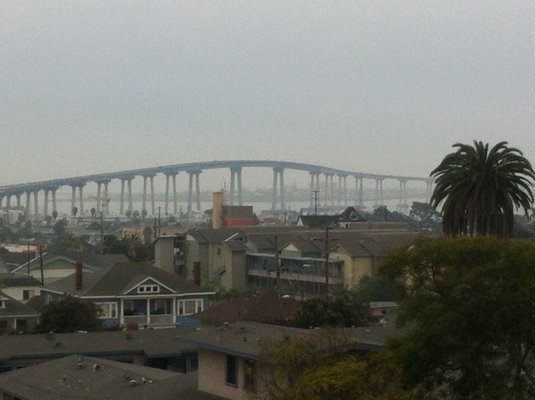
[75,262,83,291]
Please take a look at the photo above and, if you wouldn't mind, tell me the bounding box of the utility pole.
[324,225,331,295]
[100,211,104,255]
[313,190,319,216]
[274,235,280,298]
[26,241,30,275]
[39,244,44,286]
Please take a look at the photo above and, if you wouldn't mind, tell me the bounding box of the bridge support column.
[337,175,347,206]
[96,182,102,214]
[120,179,126,215]
[164,174,170,215]
[309,173,320,207]
[228,167,242,206]
[142,177,148,215]
[195,172,201,211]
[343,176,347,206]
[150,176,155,216]
[34,191,39,219]
[43,190,49,217]
[398,179,408,211]
[25,192,31,220]
[5,195,11,224]
[127,178,133,215]
[103,181,110,216]
[71,186,76,216]
[172,174,178,215]
[230,169,235,206]
[279,169,285,211]
[271,168,284,210]
[237,169,242,206]
[355,176,364,207]
[51,189,57,215]
[374,179,384,208]
[325,174,334,207]
[79,185,85,216]
[16,194,21,208]
[187,172,193,213]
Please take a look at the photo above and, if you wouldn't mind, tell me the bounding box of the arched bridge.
[0,160,433,219]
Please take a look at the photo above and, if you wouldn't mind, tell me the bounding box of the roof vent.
[129,379,138,386]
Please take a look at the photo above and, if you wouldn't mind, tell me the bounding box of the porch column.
[146,299,151,327]
[172,298,177,324]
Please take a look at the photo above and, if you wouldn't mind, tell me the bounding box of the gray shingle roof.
[0,291,39,318]
[0,272,41,288]
[0,328,196,360]
[44,262,209,297]
[0,354,223,400]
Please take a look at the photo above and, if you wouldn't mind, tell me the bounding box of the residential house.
[153,233,186,275]
[11,250,128,285]
[177,321,395,400]
[183,229,244,287]
[0,354,224,400]
[296,206,366,228]
[0,272,42,303]
[0,291,39,333]
[180,225,420,296]
[41,262,215,329]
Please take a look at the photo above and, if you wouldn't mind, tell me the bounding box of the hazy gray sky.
[2,1,535,186]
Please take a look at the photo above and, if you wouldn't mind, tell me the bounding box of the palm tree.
[430,141,535,237]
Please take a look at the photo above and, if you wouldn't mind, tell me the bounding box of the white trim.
[122,276,177,295]
[39,289,65,296]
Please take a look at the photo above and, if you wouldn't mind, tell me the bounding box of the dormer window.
[138,284,159,294]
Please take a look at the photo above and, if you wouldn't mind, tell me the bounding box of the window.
[15,319,27,332]
[138,284,159,293]
[123,300,135,316]
[0,300,5,309]
[22,290,34,300]
[226,355,238,386]
[217,247,221,255]
[96,302,118,319]
[177,299,203,315]
[151,299,171,315]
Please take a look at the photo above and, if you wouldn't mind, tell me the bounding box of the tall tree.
[261,330,413,400]
[430,141,535,237]
[381,237,535,400]
[34,296,101,333]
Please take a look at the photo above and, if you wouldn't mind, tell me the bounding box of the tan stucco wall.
[2,286,40,302]
[198,349,270,400]
[220,249,246,292]
[198,349,248,400]
[330,252,374,288]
